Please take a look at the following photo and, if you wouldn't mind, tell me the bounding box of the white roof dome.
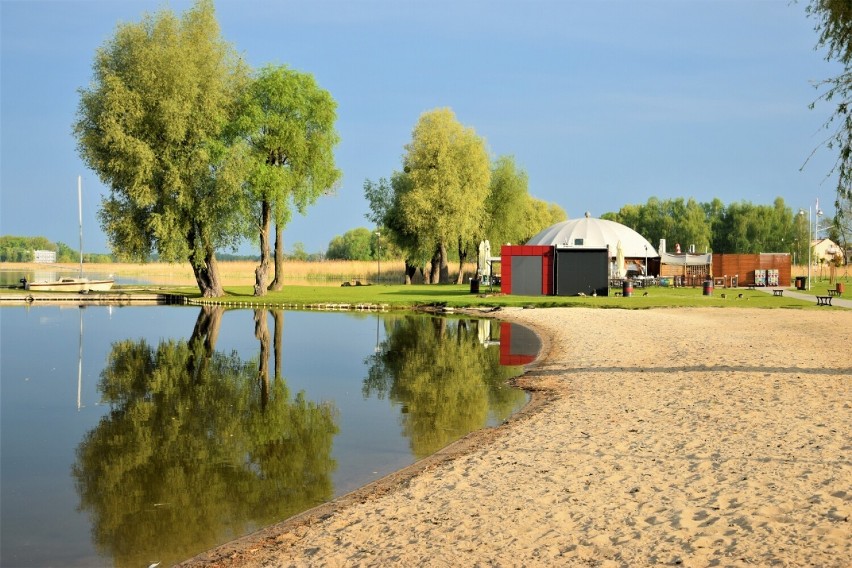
[526,215,658,257]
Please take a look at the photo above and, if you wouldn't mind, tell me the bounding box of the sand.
[182,307,852,568]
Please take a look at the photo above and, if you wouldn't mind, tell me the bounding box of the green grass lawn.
[788,279,848,297]
[7,277,846,309]
[171,282,828,310]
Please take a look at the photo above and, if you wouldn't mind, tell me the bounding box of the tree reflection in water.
[72,306,338,568]
[364,315,528,459]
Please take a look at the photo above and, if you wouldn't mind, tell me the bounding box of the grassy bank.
[176,283,825,310]
[3,261,846,309]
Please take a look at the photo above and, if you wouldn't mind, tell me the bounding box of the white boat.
[24,176,114,293]
[25,277,114,292]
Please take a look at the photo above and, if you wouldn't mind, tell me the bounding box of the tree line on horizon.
[0,236,113,264]
[601,196,846,263]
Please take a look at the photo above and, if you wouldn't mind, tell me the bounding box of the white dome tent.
[526,213,659,278]
[500,214,661,296]
[527,213,658,258]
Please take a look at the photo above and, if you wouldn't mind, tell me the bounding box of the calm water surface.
[0,305,538,567]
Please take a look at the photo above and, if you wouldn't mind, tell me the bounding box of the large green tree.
[604,196,805,255]
[713,199,796,254]
[399,108,491,284]
[480,156,565,267]
[233,65,341,296]
[604,197,712,252]
[326,227,376,261]
[75,0,248,297]
[521,197,567,244]
[364,174,430,283]
[483,156,529,248]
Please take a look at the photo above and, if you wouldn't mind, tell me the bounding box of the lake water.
[0,268,142,287]
[0,304,538,567]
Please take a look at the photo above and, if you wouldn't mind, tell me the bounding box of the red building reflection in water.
[499,322,539,366]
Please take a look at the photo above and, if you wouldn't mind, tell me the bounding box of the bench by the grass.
[772,289,784,296]
[816,296,832,306]
[828,288,842,297]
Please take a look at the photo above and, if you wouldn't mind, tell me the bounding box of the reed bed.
[3,260,478,287]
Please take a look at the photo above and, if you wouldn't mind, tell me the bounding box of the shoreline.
[180,306,852,567]
[179,306,559,566]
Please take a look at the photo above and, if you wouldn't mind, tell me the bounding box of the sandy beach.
[182,307,851,568]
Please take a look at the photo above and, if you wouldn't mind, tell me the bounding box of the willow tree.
[522,197,567,242]
[365,174,432,283]
[74,0,248,297]
[400,108,491,283]
[484,155,567,248]
[807,0,852,218]
[233,65,341,295]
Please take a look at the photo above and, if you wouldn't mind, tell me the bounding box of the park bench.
[816,296,832,306]
[827,288,842,297]
[772,289,784,296]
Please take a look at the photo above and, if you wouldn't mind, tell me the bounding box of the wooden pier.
[0,290,185,306]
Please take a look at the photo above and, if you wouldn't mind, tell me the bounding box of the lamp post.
[799,207,812,291]
[375,231,381,284]
[815,205,823,241]
[644,244,648,277]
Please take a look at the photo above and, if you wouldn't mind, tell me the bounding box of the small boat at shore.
[24,176,115,293]
[24,277,114,292]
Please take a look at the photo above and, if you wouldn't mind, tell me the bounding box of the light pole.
[799,207,812,291]
[815,205,823,241]
[375,231,381,284]
[644,244,648,278]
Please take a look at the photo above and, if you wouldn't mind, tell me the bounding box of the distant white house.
[812,238,845,266]
[33,250,57,263]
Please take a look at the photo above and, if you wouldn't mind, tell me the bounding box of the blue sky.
[0,0,842,256]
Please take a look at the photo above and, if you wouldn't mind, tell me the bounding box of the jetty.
[0,290,185,306]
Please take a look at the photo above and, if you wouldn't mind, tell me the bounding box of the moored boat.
[23,176,115,292]
[24,278,114,292]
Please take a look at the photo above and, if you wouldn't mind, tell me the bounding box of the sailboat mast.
[78,307,83,411]
[78,175,83,278]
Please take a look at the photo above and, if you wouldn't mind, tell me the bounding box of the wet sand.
[182,307,852,568]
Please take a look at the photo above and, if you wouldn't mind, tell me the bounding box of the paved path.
[753,286,852,308]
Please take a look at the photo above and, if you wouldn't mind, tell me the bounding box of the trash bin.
[837,282,845,294]
[622,280,633,297]
[470,277,480,294]
[795,276,807,290]
[703,280,713,296]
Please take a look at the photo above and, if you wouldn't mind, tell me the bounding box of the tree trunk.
[432,315,447,338]
[190,244,225,298]
[254,200,272,296]
[438,241,449,284]
[429,247,441,284]
[268,222,285,291]
[254,309,270,409]
[187,305,224,381]
[190,305,224,355]
[404,260,417,285]
[272,310,283,380]
[456,239,467,284]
